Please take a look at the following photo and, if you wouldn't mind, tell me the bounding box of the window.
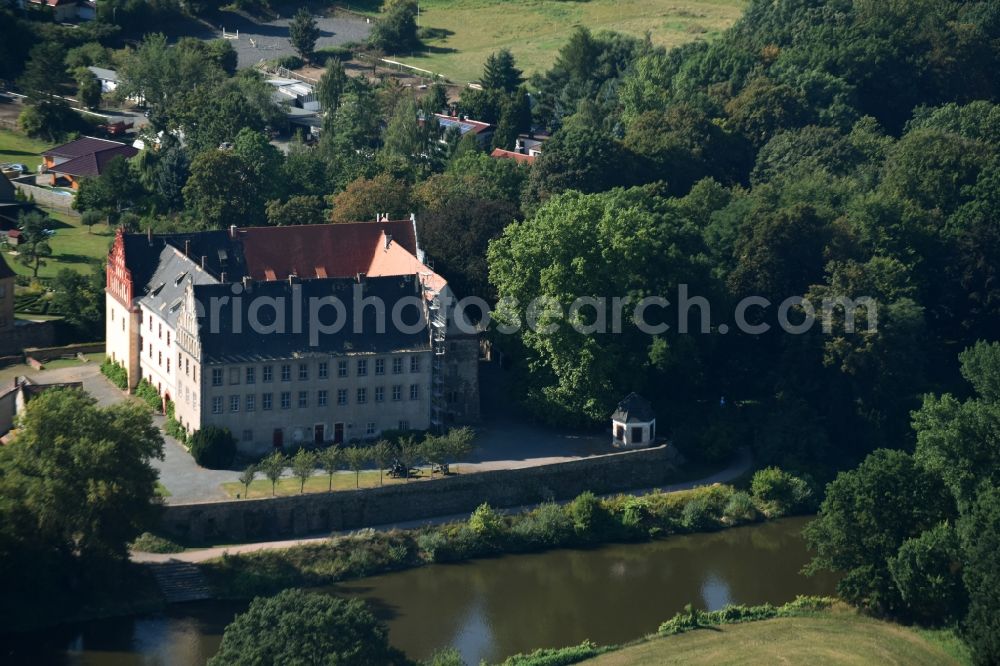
[375,358,385,375]
[366,422,376,436]
[230,395,240,412]
[398,420,410,431]
[246,367,256,384]
[299,363,309,381]
[158,351,162,366]
[211,396,223,414]
[166,358,170,373]
[262,365,273,382]
[357,388,367,404]
[317,389,328,407]
[337,360,348,377]
[392,385,402,401]
[410,356,421,373]
[246,394,256,412]
[148,315,152,331]
[410,384,420,400]
[262,393,273,410]
[280,364,291,382]
[298,391,308,408]
[357,359,367,376]
[375,386,385,402]
[280,392,291,409]
[337,388,348,405]
[158,323,162,339]
[392,357,404,374]
[318,362,328,379]
[229,367,240,385]
[149,343,153,358]
[242,429,253,443]
[166,331,171,346]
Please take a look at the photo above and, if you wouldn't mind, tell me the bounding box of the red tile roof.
[238,220,419,281]
[490,148,536,164]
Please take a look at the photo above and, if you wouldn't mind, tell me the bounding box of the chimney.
[384,232,392,249]
[220,271,227,283]
[184,239,190,257]
[356,272,366,283]
[229,224,237,239]
[201,255,206,269]
[242,275,251,289]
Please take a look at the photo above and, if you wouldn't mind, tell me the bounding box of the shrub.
[658,597,835,636]
[511,502,573,549]
[131,532,184,553]
[681,498,717,531]
[499,641,603,665]
[100,357,128,390]
[134,378,162,412]
[424,647,464,666]
[271,55,304,70]
[750,467,813,517]
[164,400,188,443]
[189,426,237,469]
[567,491,614,540]
[468,503,506,544]
[314,45,353,62]
[723,490,758,523]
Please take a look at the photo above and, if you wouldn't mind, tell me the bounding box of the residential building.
[0,377,84,442]
[42,136,139,190]
[106,219,480,454]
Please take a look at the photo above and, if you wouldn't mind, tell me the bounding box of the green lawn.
[584,609,967,666]
[367,0,746,83]
[0,128,48,172]
[4,208,113,280]
[222,467,455,498]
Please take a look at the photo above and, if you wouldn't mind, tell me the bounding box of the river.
[2,516,837,665]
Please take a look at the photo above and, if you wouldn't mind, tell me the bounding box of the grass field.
[357,0,746,83]
[3,208,113,281]
[0,128,48,172]
[583,610,968,666]
[221,467,454,498]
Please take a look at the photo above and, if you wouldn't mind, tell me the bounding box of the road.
[132,448,753,564]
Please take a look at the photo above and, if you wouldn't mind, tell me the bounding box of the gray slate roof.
[138,247,219,328]
[193,276,432,364]
[611,393,655,423]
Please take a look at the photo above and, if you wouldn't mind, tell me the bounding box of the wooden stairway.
[147,560,212,603]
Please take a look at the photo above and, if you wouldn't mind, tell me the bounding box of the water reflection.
[0,517,836,666]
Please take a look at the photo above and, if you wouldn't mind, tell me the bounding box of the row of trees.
[804,342,1000,664]
[238,428,475,496]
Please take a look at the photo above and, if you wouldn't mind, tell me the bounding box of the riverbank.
[578,607,969,665]
[200,478,809,600]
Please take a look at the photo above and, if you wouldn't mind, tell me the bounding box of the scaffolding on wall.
[426,286,448,433]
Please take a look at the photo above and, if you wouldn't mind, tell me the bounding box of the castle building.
[105,218,480,454]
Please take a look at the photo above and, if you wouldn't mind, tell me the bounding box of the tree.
[183,150,262,229]
[188,426,237,469]
[803,449,956,616]
[344,446,370,489]
[17,42,64,103]
[259,451,286,496]
[81,210,103,234]
[371,440,394,486]
[74,67,102,110]
[0,389,163,568]
[443,427,474,472]
[289,9,320,63]
[74,155,146,223]
[396,435,422,482]
[420,434,447,477]
[316,58,348,113]
[958,487,1000,665]
[16,210,53,278]
[383,96,422,159]
[153,145,190,212]
[422,83,448,115]
[50,269,104,340]
[887,522,966,626]
[318,446,342,491]
[329,174,412,223]
[368,0,419,53]
[481,49,523,93]
[265,195,328,227]
[208,589,410,666]
[749,467,812,518]
[238,465,257,498]
[290,449,316,494]
[526,125,635,202]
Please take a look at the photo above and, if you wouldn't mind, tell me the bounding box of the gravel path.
[132,448,753,564]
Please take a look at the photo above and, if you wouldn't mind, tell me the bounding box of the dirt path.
[132,448,752,564]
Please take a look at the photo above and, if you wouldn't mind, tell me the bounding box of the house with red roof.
[42,136,138,190]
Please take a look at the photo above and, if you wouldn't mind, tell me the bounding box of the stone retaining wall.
[0,320,56,357]
[11,177,78,212]
[160,445,681,544]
